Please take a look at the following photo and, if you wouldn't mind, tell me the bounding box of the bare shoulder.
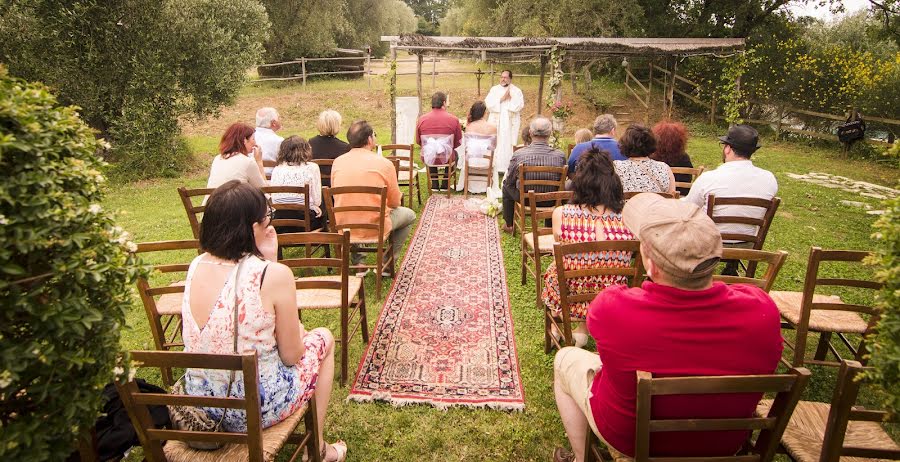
[261,261,295,290]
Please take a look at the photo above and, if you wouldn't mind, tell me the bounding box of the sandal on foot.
[322,440,348,462]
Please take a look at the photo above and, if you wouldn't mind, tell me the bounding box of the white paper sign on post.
[395,96,419,149]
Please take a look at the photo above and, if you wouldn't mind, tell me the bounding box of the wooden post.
[709,94,717,125]
[390,48,397,143]
[432,56,436,89]
[301,57,307,87]
[366,53,371,88]
[537,54,547,115]
[569,57,577,94]
[775,104,784,139]
[666,57,678,119]
[490,62,495,86]
[416,53,424,116]
[646,59,654,113]
[475,68,484,96]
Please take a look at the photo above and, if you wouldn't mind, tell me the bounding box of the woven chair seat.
[524,233,556,253]
[296,275,363,309]
[757,399,899,462]
[156,281,186,316]
[770,291,868,333]
[163,401,308,462]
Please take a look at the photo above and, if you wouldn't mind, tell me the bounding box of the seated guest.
[552,193,782,461]
[614,125,675,195]
[332,120,416,263]
[652,121,695,196]
[416,91,463,190]
[185,180,346,462]
[255,107,284,177]
[573,128,593,145]
[270,136,324,231]
[519,124,533,147]
[456,100,498,194]
[501,117,566,233]
[207,122,267,189]
[683,125,777,275]
[542,148,634,348]
[309,109,351,187]
[568,114,625,177]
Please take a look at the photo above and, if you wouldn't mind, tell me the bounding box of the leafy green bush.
[0,67,144,460]
[866,193,900,416]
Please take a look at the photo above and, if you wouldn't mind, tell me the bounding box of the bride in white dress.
[456,101,498,196]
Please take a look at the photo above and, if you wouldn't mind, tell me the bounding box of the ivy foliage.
[0,0,270,180]
[865,185,900,416]
[0,67,145,461]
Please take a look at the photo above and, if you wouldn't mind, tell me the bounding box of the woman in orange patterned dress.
[541,147,635,347]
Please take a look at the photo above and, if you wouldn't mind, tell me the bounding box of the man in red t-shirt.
[415,91,462,190]
[552,193,783,462]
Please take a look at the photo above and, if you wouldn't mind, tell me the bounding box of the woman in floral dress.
[541,148,635,347]
[182,180,346,461]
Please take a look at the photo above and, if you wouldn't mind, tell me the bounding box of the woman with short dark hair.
[185,181,346,461]
[541,148,636,347]
[614,124,675,194]
[207,122,267,189]
[270,136,324,231]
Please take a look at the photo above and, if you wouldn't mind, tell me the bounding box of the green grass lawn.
[107,69,897,460]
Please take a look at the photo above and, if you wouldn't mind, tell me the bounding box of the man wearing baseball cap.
[552,194,783,462]
[682,125,778,274]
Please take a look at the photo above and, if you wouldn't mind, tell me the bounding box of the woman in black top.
[651,121,695,196]
[309,109,351,187]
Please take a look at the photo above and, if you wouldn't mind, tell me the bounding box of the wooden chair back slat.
[263,160,277,180]
[133,393,246,408]
[311,158,334,186]
[713,249,787,292]
[815,278,882,290]
[178,187,217,239]
[629,368,811,462]
[670,166,705,191]
[705,195,780,252]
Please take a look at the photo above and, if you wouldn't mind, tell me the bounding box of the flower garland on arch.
[546,46,567,147]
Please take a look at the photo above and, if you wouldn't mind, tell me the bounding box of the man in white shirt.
[683,125,778,274]
[485,70,525,176]
[254,107,284,176]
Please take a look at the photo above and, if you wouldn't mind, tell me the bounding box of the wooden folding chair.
[713,249,788,292]
[513,164,567,237]
[311,159,335,188]
[521,190,570,293]
[278,231,368,387]
[382,144,421,208]
[769,247,882,368]
[546,240,643,353]
[135,239,200,386]
[324,186,395,299]
[706,195,781,278]
[261,185,330,261]
[624,190,680,200]
[117,350,322,462]
[584,367,811,462]
[670,165,705,193]
[757,360,899,462]
[178,186,216,239]
[263,160,277,181]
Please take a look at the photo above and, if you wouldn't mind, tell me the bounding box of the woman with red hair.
[207,122,268,189]
[651,121,694,196]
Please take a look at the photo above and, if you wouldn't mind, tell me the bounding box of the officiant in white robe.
[485,70,524,176]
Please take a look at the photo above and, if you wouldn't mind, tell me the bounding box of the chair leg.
[814,332,833,361]
[521,250,528,285]
[584,430,600,462]
[358,285,369,343]
[375,249,383,300]
[544,305,552,354]
[463,167,469,199]
[340,305,348,387]
[415,174,422,206]
[534,255,543,308]
[305,396,322,462]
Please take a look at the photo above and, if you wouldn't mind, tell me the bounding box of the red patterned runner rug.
[348,196,525,410]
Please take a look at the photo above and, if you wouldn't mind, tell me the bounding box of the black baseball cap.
[718,124,761,155]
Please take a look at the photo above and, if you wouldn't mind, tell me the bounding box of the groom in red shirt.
[553,193,783,462]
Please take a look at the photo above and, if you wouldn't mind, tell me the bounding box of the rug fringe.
[346,392,525,412]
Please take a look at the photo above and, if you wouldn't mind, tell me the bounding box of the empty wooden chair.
[584,367,811,462]
[546,239,643,352]
[770,247,882,368]
[279,231,368,387]
[135,239,201,385]
[513,164,567,237]
[117,350,322,462]
[382,144,421,208]
[324,185,395,299]
[670,165,705,193]
[706,194,781,277]
[712,249,788,292]
[757,360,899,462]
[521,191,571,297]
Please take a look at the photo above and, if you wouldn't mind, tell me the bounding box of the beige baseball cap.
[622,193,723,279]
